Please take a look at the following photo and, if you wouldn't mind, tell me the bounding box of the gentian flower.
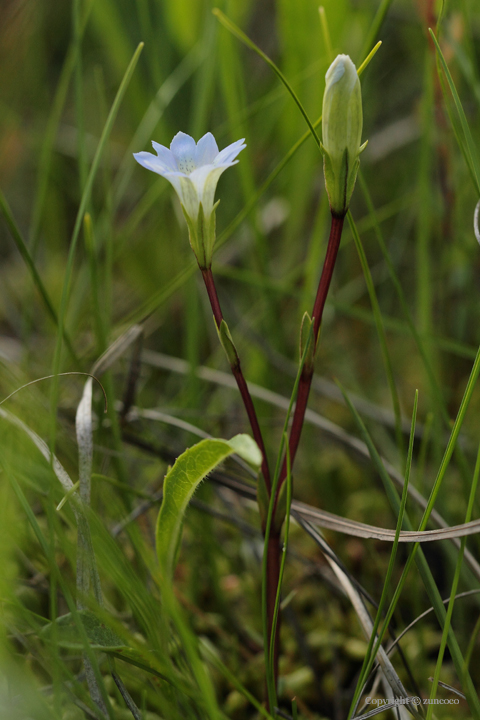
[321,54,367,217]
[134,131,246,268]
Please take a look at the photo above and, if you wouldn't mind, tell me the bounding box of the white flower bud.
[321,54,366,217]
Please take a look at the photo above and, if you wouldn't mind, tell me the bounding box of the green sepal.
[323,146,361,217]
[205,200,219,261]
[299,311,315,372]
[182,204,203,267]
[322,149,336,211]
[345,154,360,215]
[338,147,349,214]
[323,148,348,217]
[257,471,270,529]
[216,318,240,370]
[181,202,218,269]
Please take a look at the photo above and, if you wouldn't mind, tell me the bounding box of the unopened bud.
[321,54,366,217]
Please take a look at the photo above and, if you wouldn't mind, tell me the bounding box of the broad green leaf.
[156,435,261,578]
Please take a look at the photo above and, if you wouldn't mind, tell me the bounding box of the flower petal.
[164,172,199,220]
[214,138,246,166]
[195,132,219,166]
[133,151,171,177]
[170,132,197,174]
[151,142,178,171]
[190,164,231,216]
[134,133,246,229]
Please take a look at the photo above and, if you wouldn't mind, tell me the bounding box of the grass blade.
[347,210,404,458]
[0,191,77,362]
[426,444,480,716]
[212,8,321,148]
[429,29,480,195]
[50,41,144,445]
[348,391,418,717]
[339,379,480,717]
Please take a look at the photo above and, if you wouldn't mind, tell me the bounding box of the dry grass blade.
[428,679,466,700]
[0,372,107,412]
[76,378,93,505]
[75,377,104,607]
[352,702,405,719]
[0,403,103,603]
[122,405,256,479]
[385,589,480,663]
[92,325,144,377]
[295,501,480,543]
[111,670,142,720]
[203,470,480,545]
[0,408,75,495]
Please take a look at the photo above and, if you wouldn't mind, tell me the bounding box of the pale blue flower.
[134,131,245,267]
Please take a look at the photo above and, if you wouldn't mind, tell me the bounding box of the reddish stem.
[278,213,345,493]
[311,214,345,343]
[201,267,271,489]
[201,267,223,328]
